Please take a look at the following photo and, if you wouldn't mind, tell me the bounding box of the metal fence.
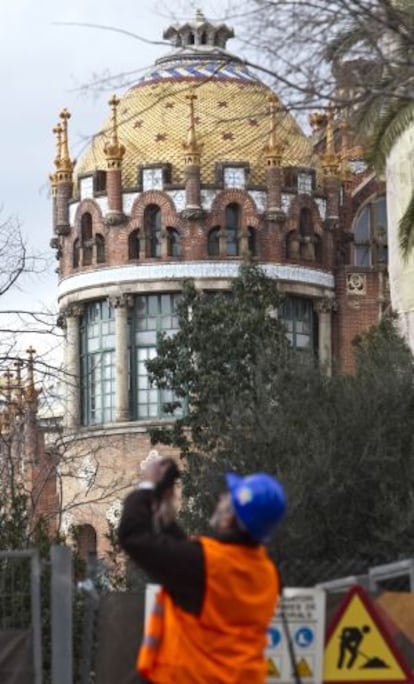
[0,551,42,684]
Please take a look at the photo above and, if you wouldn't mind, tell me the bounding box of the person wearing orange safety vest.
[118,457,286,684]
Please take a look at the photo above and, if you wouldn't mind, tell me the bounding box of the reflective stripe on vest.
[137,537,279,684]
[137,589,165,678]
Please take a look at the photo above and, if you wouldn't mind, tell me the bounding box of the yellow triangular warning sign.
[324,585,412,682]
[267,657,280,677]
[295,657,313,677]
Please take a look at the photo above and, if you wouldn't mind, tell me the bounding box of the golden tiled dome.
[75,13,313,188]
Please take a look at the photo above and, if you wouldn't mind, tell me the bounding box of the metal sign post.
[266,588,326,684]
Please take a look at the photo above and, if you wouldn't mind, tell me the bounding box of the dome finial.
[54,109,75,181]
[104,94,126,167]
[194,8,206,23]
[183,89,203,165]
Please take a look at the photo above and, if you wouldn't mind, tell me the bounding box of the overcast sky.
[0,0,237,360]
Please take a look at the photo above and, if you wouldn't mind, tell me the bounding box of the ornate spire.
[53,123,63,168]
[263,95,285,166]
[321,105,340,175]
[183,91,203,165]
[25,347,40,407]
[14,358,25,407]
[104,95,126,169]
[53,109,75,182]
[50,123,62,194]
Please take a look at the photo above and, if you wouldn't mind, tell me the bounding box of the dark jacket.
[117,488,259,616]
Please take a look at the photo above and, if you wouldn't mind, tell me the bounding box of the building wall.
[386,125,414,352]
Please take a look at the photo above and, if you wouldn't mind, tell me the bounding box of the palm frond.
[366,101,414,172]
[326,24,372,63]
[399,191,414,259]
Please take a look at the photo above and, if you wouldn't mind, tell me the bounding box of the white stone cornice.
[58,262,334,301]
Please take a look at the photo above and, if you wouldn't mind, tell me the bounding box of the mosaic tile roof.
[75,54,314,189]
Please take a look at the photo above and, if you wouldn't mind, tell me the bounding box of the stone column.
[315,298,335,375]
[64,305,83,428]
[110,294,133,422]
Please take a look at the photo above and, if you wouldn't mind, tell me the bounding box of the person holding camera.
[117,454,286,684]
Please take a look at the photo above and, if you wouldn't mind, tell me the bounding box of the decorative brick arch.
[285,195,323,236]
[130,191,181,229]
[208,189,259,230]
[73,199,105,236]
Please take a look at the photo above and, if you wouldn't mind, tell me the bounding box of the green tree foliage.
[148,265,414,582]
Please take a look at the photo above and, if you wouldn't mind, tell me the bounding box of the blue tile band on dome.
[136,61,258,86]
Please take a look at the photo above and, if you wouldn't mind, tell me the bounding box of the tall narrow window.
[167,228,181,257]
[81,212,93,266]
[353,196,388,267]
[207,228,220,256]
[132,294,182,419]
[226,203,240,256]
[144,204,161,258]
[298,208,313,237]
[96,234,105,263]
[248,227,256,256]
[280,297,315,353]
[73,239,80,268]
[80,300,115,425]
[128,229,140,260]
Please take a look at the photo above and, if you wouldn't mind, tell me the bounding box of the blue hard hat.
[225,472,286,543]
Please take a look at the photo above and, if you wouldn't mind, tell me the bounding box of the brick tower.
[50,10,388,550]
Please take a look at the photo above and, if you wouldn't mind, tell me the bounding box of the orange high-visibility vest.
[137,536,279,684]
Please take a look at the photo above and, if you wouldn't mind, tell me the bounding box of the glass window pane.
[354,206,370,241]
[375,197,387,243]
[355,245,371,267]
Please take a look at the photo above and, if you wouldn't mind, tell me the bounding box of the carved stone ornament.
[346,273,366,296]
[314,297,337,314]
[105,211,127,226]
[266,208,286,223]
[64,303,85,318]
[181,207,205,220]
[56,224,71,236]
[107,293,134,309]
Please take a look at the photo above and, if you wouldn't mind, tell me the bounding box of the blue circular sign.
[294,627,314,648]
[267,627,282,649]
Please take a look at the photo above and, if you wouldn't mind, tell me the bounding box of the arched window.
[167,228,181,257]
[353,196,388,266]
[75,524,97,563]
[144,204,161,258]
[226,203,240,256]
[298,208,313,237]
[200,31,207,45]
[96,234,105,264]
[207,228,220,256]
[81,212,93,266]
[128,229,140,260]
[73,239,80,268]
[189,32,195,45]
[248,227,256,256]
